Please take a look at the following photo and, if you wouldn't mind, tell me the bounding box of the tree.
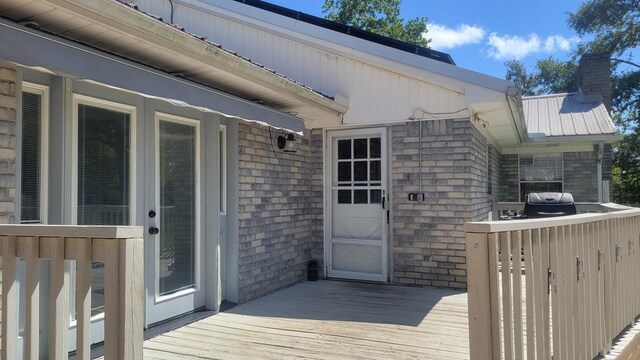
[505,58,578,96]
[505,0,640,205]
[322,0,430,47]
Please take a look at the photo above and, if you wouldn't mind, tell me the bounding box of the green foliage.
[568,0,640,55]
[322,0,430,47]
[505,58,578,96]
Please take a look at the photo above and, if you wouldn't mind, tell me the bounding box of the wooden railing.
[466,208,640,359]
[0,225,143,359]
[492,202,630,220]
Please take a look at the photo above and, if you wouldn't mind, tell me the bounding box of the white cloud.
[426,23,485,50]
[487,33,578,60]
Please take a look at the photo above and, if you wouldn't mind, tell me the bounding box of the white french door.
[326,128,389,282]
[145,112,205,326]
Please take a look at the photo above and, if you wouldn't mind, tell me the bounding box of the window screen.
[21,91,42,223]
[519,154,563,202]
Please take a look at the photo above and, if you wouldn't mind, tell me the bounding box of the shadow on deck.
[144,280,470,359]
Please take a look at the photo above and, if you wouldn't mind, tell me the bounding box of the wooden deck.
[143,280,470,359]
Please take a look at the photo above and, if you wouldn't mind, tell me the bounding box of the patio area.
[143,280,470,360]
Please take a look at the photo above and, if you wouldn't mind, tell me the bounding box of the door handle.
[382,196,385,209]
[148,226,159,235]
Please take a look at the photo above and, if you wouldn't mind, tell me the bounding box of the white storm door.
[327,128,388,282]
[145,112,205,326]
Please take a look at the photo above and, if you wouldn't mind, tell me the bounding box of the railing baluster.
[549,226,561,359]
[1,235,18,360]
[17,236,41,360]
[523,229,536,360]
[512,231,524,359]
[41,236,69,359]
[488,233,501,360]
[66,237,92,360]
[500,231,514,360]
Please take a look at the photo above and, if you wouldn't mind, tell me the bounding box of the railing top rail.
[0,225,143,238]
[466,207,640,233]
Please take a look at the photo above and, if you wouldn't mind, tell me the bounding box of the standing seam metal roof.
[522,92,617,137]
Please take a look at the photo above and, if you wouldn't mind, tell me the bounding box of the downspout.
[597,142,604,203]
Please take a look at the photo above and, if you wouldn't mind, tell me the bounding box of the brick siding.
[236,121,321,303]
[391,118,490,289]
[0,63,16,224]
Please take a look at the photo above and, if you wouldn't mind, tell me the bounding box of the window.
[20,83,48,224]
[336,137,382,204]
[73,95,136,317]
[519,153,563,202]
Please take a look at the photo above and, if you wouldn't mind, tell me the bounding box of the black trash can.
[307,259,318,281]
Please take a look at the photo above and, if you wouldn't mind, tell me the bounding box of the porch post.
[466,232,495,360]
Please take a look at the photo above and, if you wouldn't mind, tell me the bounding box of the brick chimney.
[577,52,612,112]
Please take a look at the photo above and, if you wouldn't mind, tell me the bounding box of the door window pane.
[159,120,197,296]
[77,103,131,316]
[21,92,42,223]
[353,161,368,182]
[338,162,351,182]
[370,138,381,158]
[338,190,351,204]
[353,138,368,159]
[354,190,368,204]
[338,140,351,159]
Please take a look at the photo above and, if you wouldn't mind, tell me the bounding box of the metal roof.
[522,92,617,137]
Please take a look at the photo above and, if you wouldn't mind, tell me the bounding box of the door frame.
[144,110,206,326]
[323,127,390,282]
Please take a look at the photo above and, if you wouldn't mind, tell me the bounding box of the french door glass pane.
[159,120,196,296]
[21,92,41,223]
[77,103,131,316]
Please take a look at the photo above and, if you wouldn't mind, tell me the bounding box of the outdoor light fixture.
[277,133,297,153]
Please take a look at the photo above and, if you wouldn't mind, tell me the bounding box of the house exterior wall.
[500,154,520,202]
[488,145,502,203]
[236,121,320,302]
[391,118,489,289]
[134,0,468,127]
[0,63,16,224]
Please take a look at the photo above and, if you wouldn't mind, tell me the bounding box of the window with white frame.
[21,83,48,224]
[519,153,563,202]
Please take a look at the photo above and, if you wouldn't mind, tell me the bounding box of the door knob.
[148,226,159,235]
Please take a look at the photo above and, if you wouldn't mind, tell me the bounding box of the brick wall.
[470,126,491,222]
[0,63,16,224]
[391,118,490,289]
[488,145,501,203]
[578,52,612,112]
[309,129,324,273]
[564,150,599,202]
[500,154,519,202]
[237,121,320,303]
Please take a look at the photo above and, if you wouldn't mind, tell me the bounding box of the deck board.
[144,280,470,359]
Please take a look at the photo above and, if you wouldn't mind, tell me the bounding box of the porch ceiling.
[0,0,347,128]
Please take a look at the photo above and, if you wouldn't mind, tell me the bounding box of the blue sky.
[265,0,586,79]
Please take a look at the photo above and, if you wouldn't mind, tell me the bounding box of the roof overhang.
[0,0,348,129]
